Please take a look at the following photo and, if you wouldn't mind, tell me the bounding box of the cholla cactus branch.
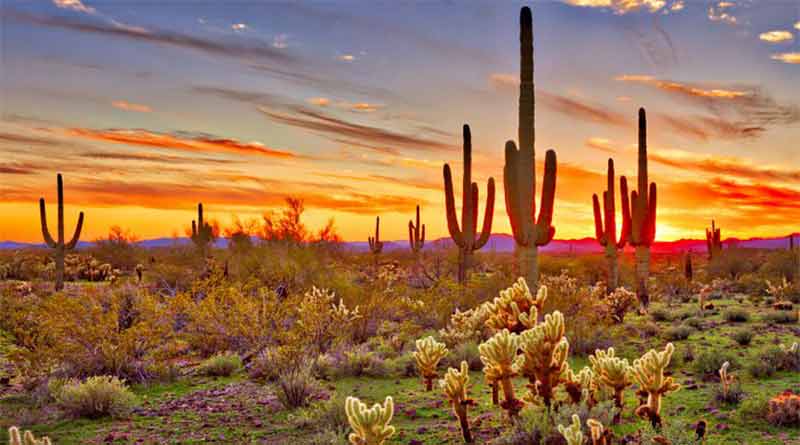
[587,418,611,445]
[563,365,595,405]
[589,347,632,424]
[629,343,680,428]
[8,426,53,445]
[557,414,584,445]
[516,311,569,409]
[345,396,395,445]
[414,336,448,391]
[485,278,546,333]
[479,329,523,417]
[440,361,475,443]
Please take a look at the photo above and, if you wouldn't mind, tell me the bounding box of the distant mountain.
[1,233,796,254]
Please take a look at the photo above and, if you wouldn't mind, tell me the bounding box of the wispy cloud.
[65,128,298,159]
[707,1,739,25]
[306,97,383,113]
[655,113,764,141]
[538,92,630,128]
[759,30,794,43]
[337,54,356,62]
[771,52,800,64]
[562,0,684,15]
[584,137,618,153]
[53,0,95,14]
[111,100,152,113]
[649,148,800,183]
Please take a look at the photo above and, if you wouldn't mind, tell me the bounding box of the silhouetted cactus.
[706,219,722,259]
[593,159,629,292]
[621,108,657,311]
[684,250,693,282]
[408,205,425,254]
[444,125,495,283]
[504,6,557,289]
[368,216,383,259]
[39,173,84,291]
[191,203,214,257]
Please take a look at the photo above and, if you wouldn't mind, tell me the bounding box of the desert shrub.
[732,330,753,346]
[762,310,798,324]
[674,308,697,320]
[336,345,390,378]
[708,248,759,280]
[693,350,737,378]
[724,307,750,322]
[738,394,770,423]
[638,322,660,338]
[748,358,778,378]
[638,420,702,445]
[767,391,800,427]
[650,306,672,322]
[90,226,141,271]
[144,362,181,383]
[291,394,349,436]
[55,375,137,419]
[777,343,800,371]
[713,381,745,405]
[198,352,241,377]
[683,316,704,330]
[443,341,482,371]
[602,287,636,323]
[298,431,349,445]
[664,325,692,341]
[384,353,416,377]
[276,366,319,409]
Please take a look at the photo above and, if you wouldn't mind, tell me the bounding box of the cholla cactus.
[563,365,595,405]
[719,361,735,399]
[589,347,632,423]
[780,342,799,354]
[440,361,475,443]
[485,278,546,332]
[440,306,490,346]
[8,426,52,445]
[557,414,584,445]
[698,285,712,316]
[586,418,610,445]
[629,343,681,428]
[414,336,448,391]
[516,311,569,408]
[479,329,522,417]
[604,287,637,323]
[345,396,395,445]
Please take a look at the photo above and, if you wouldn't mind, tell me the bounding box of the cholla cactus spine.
[516,311,569,408]
[368,216,384,255]
[414,336,448,391]
[8,426,53,445]
[485,277,546,333]
[504,6,557,290]
[443,124,495,283]
[593,158,629,291]
[557,414,584,445]
[39,173,84,291]
[719,361,734,399]
[479,329,522,417]
[629,343,680,428]
[408,205,425,254]
[345,396,395,445]
[440,361,475,443]
[589,347,632,424]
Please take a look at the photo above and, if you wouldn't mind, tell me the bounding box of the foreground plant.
[485,278,546,332]
[414,336,448,391]
[8,427,52,445]
[39,173,84,291]
[345,396,395,445]
[629,343,680,428]
[516,311,569,408]
[479,329,522,417]
[589,347,632,423]
[587,418,612,445]
[557,414,584,445]
[563,365,595,405]
[440,361,476,443]
[719,361,734,400]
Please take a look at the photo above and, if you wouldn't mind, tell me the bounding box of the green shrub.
[664,325,693,341]
[724,308,750,322]
[277,367,319,409]
[55,375,137,419]
[198,352,241,377]
[747,348,780,378]
[762,311,798,324]
[693,350,737,377]
[732,330,753,346]
[738,394,770,423]
[638,322,660,338]
[683,317,704,330]
[443,341,482,371]
[291,395,349,436]
[650,307,672,322]
[384,353,416,378]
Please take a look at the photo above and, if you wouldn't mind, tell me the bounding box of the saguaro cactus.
[706,219,722,259]
[408,205,425,254]
[622,108,657,311]
[504,6,557,290]
[191,203,214,257]
[368,216,383,257]
[443,125,495,283]
[684,250,693,282]
[39,173,84,291]
[592,159,629,291]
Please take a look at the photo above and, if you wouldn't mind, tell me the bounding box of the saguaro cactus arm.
[408,205,425,252]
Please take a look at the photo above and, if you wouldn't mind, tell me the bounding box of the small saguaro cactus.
[368,216,384,256]
[589,347,633,424]
[191,203,214,257]
[593,158,630,292]
[504,6,557,291]
[479,329,523,417]
[408,205,425,254]
[684,250,693,282]
[719,361,735,400]
[440,361,476,443]
[485,278,547,333]
[706,219,722,259]
[8,426,52,445]
[40,173,84,291]
[557,414,584,445]
[516,311,570,409]
[414,336,449,391]
[444,124,495,283]
[621,108,657,311]
[629,343,681,428]
[345,396,395,445]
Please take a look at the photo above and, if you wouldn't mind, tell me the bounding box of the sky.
[0,0,799,243]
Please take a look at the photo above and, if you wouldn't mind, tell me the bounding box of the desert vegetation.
[1,5,798,445]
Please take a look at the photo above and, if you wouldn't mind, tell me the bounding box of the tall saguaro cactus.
[408,205,425,254]
[592,158,629,291]
[368,216,384,257]
[622,108,657,311]
[39,173,84,291]
[444,125,495,283]
[504,6,557,289]
[706,219,722,259]
[191,203,214,258]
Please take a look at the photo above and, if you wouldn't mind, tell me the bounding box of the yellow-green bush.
[54,375,137,419]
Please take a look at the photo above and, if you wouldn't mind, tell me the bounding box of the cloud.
[6,11,295,65]
[615,75,748,99]
[0,132,62,146]
[538,91,630,128]
[759,30,794,43]
[258,105,455,153]
[65,128,298,159]
[80,151,236,165]
[231,23,247,31]
[307,97,331,107]
[707,1,738,25]
[111,100,152,113]
[771,52,800,64]
[649,149,800,183]
[305,97,382,113]
[337,54,355,62]
[562,0,684,15]
[655,113,764,141]
[584,137,618,153]
[53,0,95,14]
[0,163,38,175]
[272,33,289,49]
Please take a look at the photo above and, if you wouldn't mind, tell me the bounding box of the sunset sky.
[1,0,799,243]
